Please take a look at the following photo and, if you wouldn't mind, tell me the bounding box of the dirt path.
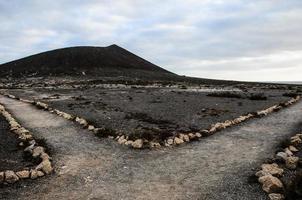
[0,95,302,200]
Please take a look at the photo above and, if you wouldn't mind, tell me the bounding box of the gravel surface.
[0,95,301,199]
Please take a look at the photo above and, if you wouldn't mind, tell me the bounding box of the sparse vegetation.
[179,85,188,89]
[95,127,116,138]
[283,92,300,98]
[207,91,244,98]
[248,93,267,100]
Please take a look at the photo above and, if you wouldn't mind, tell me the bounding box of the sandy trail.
[0,95,302,200]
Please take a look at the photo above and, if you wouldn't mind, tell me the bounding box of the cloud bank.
[0,0,302,81]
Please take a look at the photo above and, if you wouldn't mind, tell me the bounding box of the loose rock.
[284,148,293,157]
[291,136,302,146]
[30,169,38,179]
[167,138,174,145]
[32,146,45,158]
[268,193,284,200]
[289,145,299,152]
[178,134,185,141]
[36,160,53,174]
[183,135,190,142]
[255,170,270,178]
[259,175,283,193]
[24,143,35,153]
[40,152,51,161]
[195,132,202,138]
[5,171,19,184]
[276,152,287,161]
[261,163,283,176]
[62,113,73,120]
[117,136,127,144]
[125,140,133,146]
[0,172,4,183]
[75,117,88,127]
[285,156,299,169]
[132,139,143,149]
[88,125,95,131]
[188,133,196,140]
[174,137,184,145]
[37,171,44,177]
[16,170,30,179]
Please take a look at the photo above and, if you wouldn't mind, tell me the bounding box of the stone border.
[255,132,302,200]
[1,93,300,149]
[0,103,53,185]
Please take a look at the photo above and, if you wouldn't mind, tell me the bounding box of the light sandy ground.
[0,95,302,200]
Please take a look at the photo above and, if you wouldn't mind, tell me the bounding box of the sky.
[0,0,302,82]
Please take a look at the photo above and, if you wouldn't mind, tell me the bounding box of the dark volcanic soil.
[5,85,290,142]
[0,115,33,171]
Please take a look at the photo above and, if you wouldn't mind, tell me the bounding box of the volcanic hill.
[0,45,176,80]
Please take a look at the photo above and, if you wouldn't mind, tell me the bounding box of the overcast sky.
[1,0,302,81]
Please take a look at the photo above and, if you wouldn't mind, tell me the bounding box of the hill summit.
[0,45,175,79]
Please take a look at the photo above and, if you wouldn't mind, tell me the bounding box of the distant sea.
[267,81,302,85]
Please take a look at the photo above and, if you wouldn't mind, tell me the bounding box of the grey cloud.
[0,0,302,81]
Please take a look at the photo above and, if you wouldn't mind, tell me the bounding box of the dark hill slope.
[0,45,176,80]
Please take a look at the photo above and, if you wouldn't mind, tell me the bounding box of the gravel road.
[0,95,302,200]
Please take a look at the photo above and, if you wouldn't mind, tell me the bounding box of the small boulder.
[291,136,302,146]
[16,170,30,179]
[188,133,196,140]
[195,132,202,138]
[15,127,30,136]
[223,120,233,127]
[30,169,38,179]
[32,146,45,158]
[36,102,48,109]
[183,135,190,142]
[125,140,133,146]
[5,171,19,184]
[247,113,254,118]
[36,160,53,174]
[296,134,302,138]
[37,171,44,177]
[285,156,299,169]
[261,163,283,176]
[233,118,241,124]
[24,143,35,153]
[167,138,174,145]
[268,193,284,200]
[276,152,287,161]
[132,139,143,149]
[88,125,95,131]
[117,136,127,144]
[255,170,270,178]
[174,137,184,145]
[40,152,51,161]
[0,172,4,183]
[209,127,216,132]
[289,145,299,152]
[284,148,293,157]
[178,134,185,141]
[19,133,33,141]
[258,175,283,193]
[62,113,73,120]
[215,123,226,130]
[75,117,88,127]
